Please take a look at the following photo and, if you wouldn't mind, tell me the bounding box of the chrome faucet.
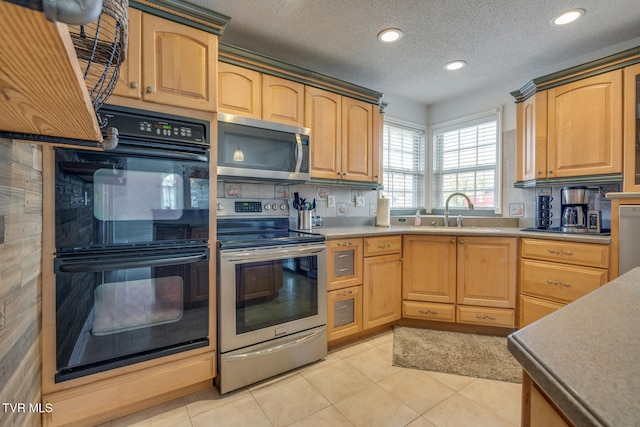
[444,192,475,227]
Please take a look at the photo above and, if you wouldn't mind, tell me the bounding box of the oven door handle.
[222,245,325,263]
[223,328,325,362]
[57,254,208,273]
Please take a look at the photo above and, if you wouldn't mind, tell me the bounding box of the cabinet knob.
[129,81,139,89]
[548,170,553,174]
[537,171,542,175]
[146,86,154,93]
[450,239,455,244]
[459,240,464,245]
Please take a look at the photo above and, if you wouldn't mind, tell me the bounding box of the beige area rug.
[392,326,522,383]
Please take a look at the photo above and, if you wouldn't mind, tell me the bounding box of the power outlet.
[327,195,336,208]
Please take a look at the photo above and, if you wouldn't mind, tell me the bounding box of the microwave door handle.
[57,253,207,273]
[294,134,303,173]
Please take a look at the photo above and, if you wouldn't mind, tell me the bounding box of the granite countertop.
[311,225,611,244]
[507,268,640,426]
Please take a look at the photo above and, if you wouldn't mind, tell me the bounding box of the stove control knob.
[271,203,278,210]
[280,204,287,210]
[264,204,271,210]
[216,202,224,211]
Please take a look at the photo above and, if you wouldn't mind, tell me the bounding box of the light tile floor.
[99,330,522,427]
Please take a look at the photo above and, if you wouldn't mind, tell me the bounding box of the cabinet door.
[372,105,384,185]
[516,91,547,181]
[142,13,217,112]
[305,86,342,179]
[363,254,401,329]
[623,63,640,192]
[328,286,362,341]
[112,8,142,99]
[547,70,623,178]
[217,62,261,118]
[402,235,456,303]
[457,237,517,308]
[341,97,373,182]
[327,239,363,290]
[262,74,304,126]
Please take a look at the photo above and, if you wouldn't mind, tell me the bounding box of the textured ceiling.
[193,0,640,105]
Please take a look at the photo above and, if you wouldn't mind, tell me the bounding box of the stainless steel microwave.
[217,113,311,181]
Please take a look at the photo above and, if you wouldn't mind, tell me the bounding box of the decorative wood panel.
[0,138,43,427]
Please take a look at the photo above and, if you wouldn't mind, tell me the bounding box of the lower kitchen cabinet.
[327,285,363,341]
[519,238,609,327]
[402,235,518,327]
[363,253,402,329]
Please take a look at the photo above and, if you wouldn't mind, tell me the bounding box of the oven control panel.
[216,199,289,217]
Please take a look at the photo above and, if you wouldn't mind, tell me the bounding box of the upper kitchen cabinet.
[305,87,375,182]
[217,62,262,118]
[623,63,640,192]
[546,70,622,178]
[516,91,547,182]
[218,43,383,184]
[262,74,304,126]
[217,62,304,126]
[112,10,218,112]
[512,47,640,187]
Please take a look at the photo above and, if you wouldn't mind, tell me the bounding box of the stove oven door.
[217,243,327,354]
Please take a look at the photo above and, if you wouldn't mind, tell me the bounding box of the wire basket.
[68,0,128,112]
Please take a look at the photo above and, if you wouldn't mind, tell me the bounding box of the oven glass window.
[235,255,318,334]
[94,170,184,220]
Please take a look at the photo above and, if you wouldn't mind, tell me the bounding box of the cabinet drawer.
[521,238,609,268]
[364,235,402,256]
[521,259,607,303]
[402,301,455,323]
[328,286,362,341]
[520,295,565,328]
[456,306,515,328]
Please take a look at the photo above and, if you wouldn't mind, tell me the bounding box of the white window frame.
[381,117,427,212]
[427,107,503,214]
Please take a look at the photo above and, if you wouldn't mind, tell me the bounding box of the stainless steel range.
[216,199,327,394]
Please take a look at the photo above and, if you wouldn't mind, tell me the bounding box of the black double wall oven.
[53,105,211,382]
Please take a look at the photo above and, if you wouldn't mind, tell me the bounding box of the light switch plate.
[327,195,336,208]
[355,195,365,207]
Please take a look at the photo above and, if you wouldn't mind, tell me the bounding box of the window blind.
[382,121,425,209]
[432,117,498,210]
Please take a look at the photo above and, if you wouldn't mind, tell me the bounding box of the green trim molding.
[219,43,384,106]
[130,0,230,36]
[511,45,640,103]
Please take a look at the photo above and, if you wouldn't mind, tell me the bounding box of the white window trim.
[427,106,503,214]
[383,116,427,212]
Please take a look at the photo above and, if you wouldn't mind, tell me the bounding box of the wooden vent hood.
[0,1,103,143]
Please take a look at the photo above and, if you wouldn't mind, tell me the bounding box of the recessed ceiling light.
[378,28,403,43]
[445,60,466,71]
[552,8,585,26]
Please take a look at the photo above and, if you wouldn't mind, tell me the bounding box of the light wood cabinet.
[402,235,517,327]
[262,74,304,126]
[327,238,363,291]
[363,236,402,329]
[546,70,623,178]
[328,285,363,341]
[522,371,572,427]
[217,62,261,118]
[217,63,304,126]
[623,63,640,192]
[305,87,375,182]
[519,238,609,327]
[516,91,548,181]
[112,11,218,112]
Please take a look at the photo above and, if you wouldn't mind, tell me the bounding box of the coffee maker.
[560,186,588,233]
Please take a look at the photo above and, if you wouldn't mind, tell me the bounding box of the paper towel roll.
[376,197,390,226]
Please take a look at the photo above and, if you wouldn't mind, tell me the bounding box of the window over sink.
[431,107,502,214]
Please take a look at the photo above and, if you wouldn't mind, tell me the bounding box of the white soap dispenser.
[414,210,421,226]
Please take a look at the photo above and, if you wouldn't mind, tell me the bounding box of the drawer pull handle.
[337,268,349,272]
[475,314,496,321]
[419,309,438,315]
[546,279,572,288]
[548,249,574,256]
[377,243,392,249]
